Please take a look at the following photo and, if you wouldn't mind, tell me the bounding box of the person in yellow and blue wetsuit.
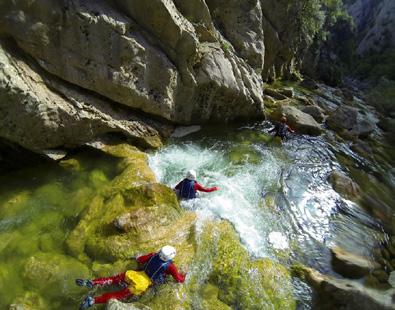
[76,245,185,309]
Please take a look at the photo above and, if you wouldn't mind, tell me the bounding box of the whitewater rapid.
[148,125,383,266]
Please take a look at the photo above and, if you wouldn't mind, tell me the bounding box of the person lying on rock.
[269,116,295,140]
[76,245,185,309]
[174,169,219,200]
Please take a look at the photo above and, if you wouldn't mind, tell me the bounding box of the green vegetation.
[221,41,231,52]
[367,79,395,115]
[353,50,395,81]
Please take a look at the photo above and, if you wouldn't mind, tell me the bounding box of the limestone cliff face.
[0,0,313,153]
[347,0,395,55]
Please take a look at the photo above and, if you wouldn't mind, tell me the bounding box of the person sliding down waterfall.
[76,245,185,309]
[269,116,295,140]
[174,169,219,200]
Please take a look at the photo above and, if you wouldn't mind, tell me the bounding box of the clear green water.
[0,148,120,309]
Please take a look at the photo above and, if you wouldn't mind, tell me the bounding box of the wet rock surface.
[271,105,322,136]
[331,246,380,278]
[294,265,395,310]
[328,170,361,200]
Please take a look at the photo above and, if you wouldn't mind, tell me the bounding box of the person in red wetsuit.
[174,170,219,200]
[76,245,185,309]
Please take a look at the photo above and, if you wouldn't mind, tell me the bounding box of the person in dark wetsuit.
[76,246,185,309]
[174,170,219,200]
[269,116,295,140]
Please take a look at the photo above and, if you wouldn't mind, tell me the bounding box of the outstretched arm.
[195,182,219,193]
[287,126,295,133]
[165,263,186,283]
[136,252,155,264]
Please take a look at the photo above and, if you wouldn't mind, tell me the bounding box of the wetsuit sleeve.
[136,252,155,264]
[174,181,183,190]
[195,182,218,193]
[287,125,295,133]
[165,263,186,283]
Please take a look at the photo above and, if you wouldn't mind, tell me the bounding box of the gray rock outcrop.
[0,42,166,152]
[347,0,395,55]
[271,105,322,136]
[327,105,375,139]
[0,0,265,125]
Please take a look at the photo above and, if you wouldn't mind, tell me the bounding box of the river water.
[0,122,390,309]
[149,122,387,307]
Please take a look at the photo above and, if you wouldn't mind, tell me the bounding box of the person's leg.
[92,272,126,286]
[94,287,132,304]
[76,272,126,289]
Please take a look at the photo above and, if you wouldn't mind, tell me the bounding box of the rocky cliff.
[0,0,324,155]
[347,0,395,55]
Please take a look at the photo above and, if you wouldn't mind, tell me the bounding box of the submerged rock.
[294,265,395,310]
[9,292,49,310]
[331,246,380,278]
[328,170,361,200]
[22,253,91,301]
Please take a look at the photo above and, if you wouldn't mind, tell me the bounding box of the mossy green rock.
[0,262,24,306]
[10,291,49,310]
[209,222,295,309]
[155,220,296,310]
[22,253,90,300]
[66,143,196,262]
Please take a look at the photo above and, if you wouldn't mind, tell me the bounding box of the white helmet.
[159,245,176,261]
[186,169,197,181]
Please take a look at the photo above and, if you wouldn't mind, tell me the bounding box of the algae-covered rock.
[10,291,49,310]
[89,169,109,189]
[59,158,81,172]
[200,283,232,310]
[209,221,295,309]
[227,144,261,165]
[106,299,151,310]
[66,153,195,261]
[22,253,90,300]
[0,262,24,307]
[102,145,157,195]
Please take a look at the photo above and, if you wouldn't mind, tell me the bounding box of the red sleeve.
[165,263,185,283]
[136,252,155,264]
[287,125,295,133]
[194,182,217,193]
